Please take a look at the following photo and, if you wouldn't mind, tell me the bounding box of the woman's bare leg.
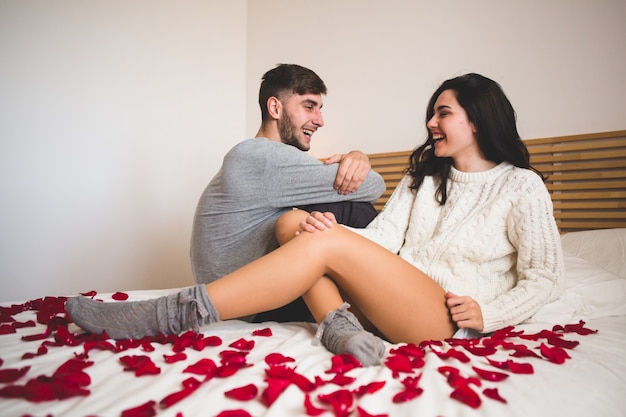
[206,211,455,344]
[66,211,454,348]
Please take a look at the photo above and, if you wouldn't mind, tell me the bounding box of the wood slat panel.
[368,130,626,232]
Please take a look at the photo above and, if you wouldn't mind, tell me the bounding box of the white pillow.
[560,228,626,278]
[527,252,626,323]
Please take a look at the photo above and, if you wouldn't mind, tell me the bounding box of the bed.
[1,130,625,417]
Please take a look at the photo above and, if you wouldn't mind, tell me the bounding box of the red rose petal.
[318,389,354,417]
[483,387,507,403]
[229,338,255,351]
[353,381,386,397]
[356,406,389,417]
[164,352,187,364]
[119,355,161,376]
[216,411,252,417]
[111,292,129,301]
[183,358,217,376]
[252,327,272,337]
[540,343,571,364]
[159,376,203,408]
[121,400,157,417]
[262,378,290,406]
[384,354,414,377]
[0,366,30,383]
[225,383,258,401]
[506,360,534,375]
[327,354,361,374]
[329,373,356,386]
[79,290,97,298]
[201,335,223,347]
[0,324,16,335]
[450,384,481,408]
[304,393,325,416]
[472,366,509,382]
[558,320,598,335]
[392,387,423,403]
[265,352,295,366]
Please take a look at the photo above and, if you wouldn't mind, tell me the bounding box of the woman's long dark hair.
[407,73,545,204]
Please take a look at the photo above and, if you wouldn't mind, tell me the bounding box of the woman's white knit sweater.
[351,162,564,333]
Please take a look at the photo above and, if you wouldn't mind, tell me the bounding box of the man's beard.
[279,111,309,151]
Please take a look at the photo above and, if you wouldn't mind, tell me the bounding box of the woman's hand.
[297,211,337,234]
[445,292,484,332]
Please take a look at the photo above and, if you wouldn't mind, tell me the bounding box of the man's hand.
[324,151,371,195]
[446,292,484,332]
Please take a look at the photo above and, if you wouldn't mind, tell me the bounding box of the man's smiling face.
[278,93,324,151]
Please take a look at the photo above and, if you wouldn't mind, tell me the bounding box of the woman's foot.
[318,303,386,366]
[65,285,218,339]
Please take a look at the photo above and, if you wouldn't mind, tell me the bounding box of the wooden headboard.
[368,130,626,234]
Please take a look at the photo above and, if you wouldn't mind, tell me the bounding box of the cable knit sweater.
[350,162,564,333]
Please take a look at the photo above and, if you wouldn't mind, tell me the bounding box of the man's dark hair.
[258,64,327,121]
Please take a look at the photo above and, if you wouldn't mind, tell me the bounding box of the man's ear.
[267,96,282,120]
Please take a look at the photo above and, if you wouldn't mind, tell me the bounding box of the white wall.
[2,1,625,302]
[246,0,626,156]
[0,1,247,301]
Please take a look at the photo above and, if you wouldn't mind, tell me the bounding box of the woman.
[66,73,564,367]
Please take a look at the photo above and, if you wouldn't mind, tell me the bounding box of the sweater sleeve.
[347,175,415,253]
[262,142,386,207]
[480,179,564,333]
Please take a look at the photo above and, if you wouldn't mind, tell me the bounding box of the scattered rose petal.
[216,410,252,417]
[557,320,598,335]
[252,328,272,337]
[160,376,203,408]
[229,338,255,351]
[319,389,354,417]
[483,387,507,403]
[392,388,423,403]
[328,373,356,386]
[225,384,258,401]
[304,393,325,416]
[0,324,16,335]
[79,291,97,298]
[262,378,290,406]
[184,358,217,376]
[356,406,388,417]
[111,292,129,301]
[121,400,157,417]
[540,343,571,364]
[119,355,161,376]
[353,381,386,397]
[164,352,187,363]
[384,354,414,377]
[265,352,295,366]
[472,366,509,382]
[450,384,481,408]
[327,354,361,374]
[0,366,30,383]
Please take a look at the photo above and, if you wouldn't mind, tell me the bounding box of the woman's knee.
[275,209,309,245]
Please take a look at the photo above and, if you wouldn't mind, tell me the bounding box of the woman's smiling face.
[426,89,484,170]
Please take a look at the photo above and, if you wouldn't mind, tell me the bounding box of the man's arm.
[265,143,385,208]
[323,151,372,195]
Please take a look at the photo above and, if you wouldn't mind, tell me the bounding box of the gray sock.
[317,303,386,366]
[65,285,219,339]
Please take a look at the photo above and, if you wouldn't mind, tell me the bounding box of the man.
[190,64,385,321]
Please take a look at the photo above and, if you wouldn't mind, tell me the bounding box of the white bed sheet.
[2,229,626,417]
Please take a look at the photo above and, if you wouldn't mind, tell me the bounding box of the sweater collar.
[449,162,513,183]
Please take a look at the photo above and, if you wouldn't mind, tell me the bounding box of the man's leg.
[252,201,378,323]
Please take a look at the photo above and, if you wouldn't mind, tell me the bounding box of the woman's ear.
[267,96,282,120]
